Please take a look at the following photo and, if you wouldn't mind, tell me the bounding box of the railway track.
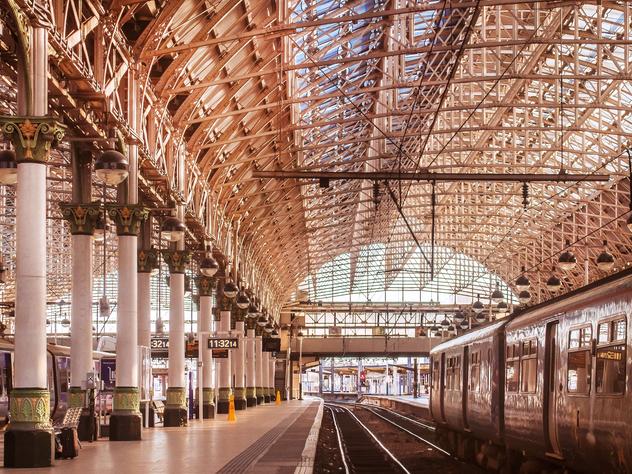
[323,402,482,473]
[325,403,409,473]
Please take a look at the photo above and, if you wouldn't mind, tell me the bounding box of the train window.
[454,356,461,390]
[596,317,627,395]
[596,345,626,395]
[469,351,480,392]
[506,343,520,392]
[432,360,440,390]
[520,340,537,393]
[569,326,592,349]
[446,357,453,390]
[567,350,592,394]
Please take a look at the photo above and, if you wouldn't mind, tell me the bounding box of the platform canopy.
[0,1,631,315]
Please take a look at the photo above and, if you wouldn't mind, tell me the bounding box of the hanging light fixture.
[223,280,238,299]
[257,315,267,327]
[161,216,186,242]
[453,309,465,322]
[475,310,487,322]
[440,315,450,328]
[236,291,250,309]
[496,300,509,316]
[94,148,129,185]
[472,294,484,314]
[518,290,532,304]
[546,267,562,292]
[491,283,504,304]
[558,240,577,271]
[92,213,109,242]
[596,240,615,271]
[459,318,469,330]
[0,149,17,185]
[515,266,530,291]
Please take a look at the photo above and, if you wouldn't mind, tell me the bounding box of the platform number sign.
[208,338,239,349]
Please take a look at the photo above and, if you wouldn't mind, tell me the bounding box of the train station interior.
[0,0,630,472]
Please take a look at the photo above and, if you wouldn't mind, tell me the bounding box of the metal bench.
[54,406,83,433]
[153,400,165,424]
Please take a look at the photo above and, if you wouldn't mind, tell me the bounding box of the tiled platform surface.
[359,394,430,419]
[2,398,323,473]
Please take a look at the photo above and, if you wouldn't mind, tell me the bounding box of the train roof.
[506,266,632,331]
[0,338,114,359]
[431,318,508,355]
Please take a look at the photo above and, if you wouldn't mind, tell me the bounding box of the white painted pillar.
[217,309,232,413]
[168,273,185,388]
[70,234,93,390]
[117,235,138,387]
[262,350,270,402]
[233,321,246,409]
[15,163,47,389]
[269,356,276,400]
[245,328,256,406]
[255,335,264,404]
[199,294,214,417]
[137,271,151,348]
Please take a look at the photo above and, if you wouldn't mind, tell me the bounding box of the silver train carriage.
[430,268,632,473]
[0,340,112,426]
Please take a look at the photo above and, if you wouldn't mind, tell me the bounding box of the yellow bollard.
[275,390,281,405]
[228,394,237,422]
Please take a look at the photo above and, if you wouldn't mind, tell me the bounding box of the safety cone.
[275,390,281,405]
[228,394,237,422]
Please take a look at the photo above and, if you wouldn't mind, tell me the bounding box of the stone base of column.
[263,388,271,403]
[4,427,54,468]
[110,387,142,441]
[202,388,215,419]
[256,387,264,404]
[234,387,247,410]
[217,387,231,414]
[246,387,257,407]
[110,412,142,441]
[164,387,188,427]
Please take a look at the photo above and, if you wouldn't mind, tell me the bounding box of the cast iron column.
[245,318,257,407]
[109,206,148,440]
[162,248,191,426]
[197,276,216,418]
[233,306,247,410]
[1,21,66,467]
[269,355,276,401]
[216,284,232,414]
[255,329,264,404]
[262,347,270,403]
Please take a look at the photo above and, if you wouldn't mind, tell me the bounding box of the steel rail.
[326,402,410,474]
[325,405,351,474]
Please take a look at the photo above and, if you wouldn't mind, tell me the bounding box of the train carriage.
[431,268,632,473]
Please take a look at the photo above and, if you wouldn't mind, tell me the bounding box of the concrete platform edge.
[293,398,324,474]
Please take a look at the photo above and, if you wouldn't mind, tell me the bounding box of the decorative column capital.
[60,202,101,235]
[137,248,159,273]
[108,205,149,236]
[218,295,232,312]
[196,276,217,297]
[9,388,51,428]
[246,317,257,330]
[0,116,66,163]
[162,249,191,274]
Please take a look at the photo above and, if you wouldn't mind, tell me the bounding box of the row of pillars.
[0,23,281,468]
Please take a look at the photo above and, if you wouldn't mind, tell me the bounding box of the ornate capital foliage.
[202,387,215,404]
[196,276,217,297]
[60,203,101,235]
[137,248,159,273]
[165,387,187,408]
[68,387,86,408]
[162,249,191,274]
[113,387,140,413]
[108,205,149,236]
[10,389,50,427]
[0,116,66,163]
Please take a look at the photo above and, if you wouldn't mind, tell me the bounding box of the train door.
[440,352,446,422]
[544,320,562,456]
[462,346,469,430]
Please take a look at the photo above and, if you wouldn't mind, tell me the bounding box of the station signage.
[151,337,169,358]
[208,338,239,349]
[263,338,281,352]
[212,349,229,359]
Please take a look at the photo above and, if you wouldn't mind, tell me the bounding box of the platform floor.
[2,398,323,473]
[375,394,429,408]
